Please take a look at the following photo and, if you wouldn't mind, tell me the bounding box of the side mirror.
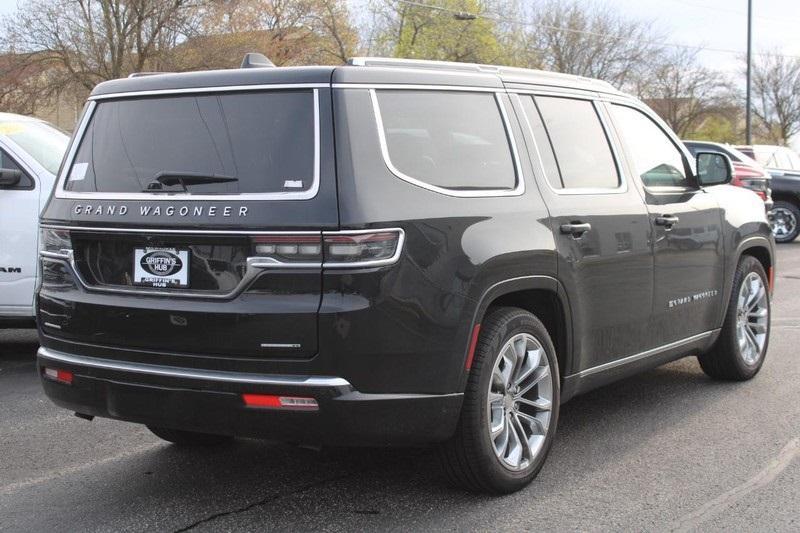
[0,168,22,188]
[696,151,733,186]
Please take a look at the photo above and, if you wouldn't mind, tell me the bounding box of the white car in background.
[0,113,69,327]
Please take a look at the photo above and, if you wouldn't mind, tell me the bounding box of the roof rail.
[128,72,170,78]
[347,57,499,74]
[241,52,275,69]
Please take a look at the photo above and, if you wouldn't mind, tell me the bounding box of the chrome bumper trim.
[37,347,352,388]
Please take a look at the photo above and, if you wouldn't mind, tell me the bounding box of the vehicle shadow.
[0,328,39,364]
[5,355,750,531]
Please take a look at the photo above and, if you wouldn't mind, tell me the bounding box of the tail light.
[323,230,404,267]
[39,227,77,289]
[250,229,404,268]
[732,164,770,201]
[251,234,322,264]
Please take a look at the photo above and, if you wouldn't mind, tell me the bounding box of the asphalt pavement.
[2,244,799,532]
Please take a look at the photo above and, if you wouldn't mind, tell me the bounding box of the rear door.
[39,86,338,361]
[607,102,724,346]
[513,93,654,373]
[0,145,39,314]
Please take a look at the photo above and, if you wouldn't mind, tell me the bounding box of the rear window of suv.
[374,90,517,192]
[64,89,317,195]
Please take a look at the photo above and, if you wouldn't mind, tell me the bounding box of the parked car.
[736,144,800,242]
[37,56,774,494]
[0,113,69,327]
[683,141,772,205]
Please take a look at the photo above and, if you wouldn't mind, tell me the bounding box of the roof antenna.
[241,52,275,69]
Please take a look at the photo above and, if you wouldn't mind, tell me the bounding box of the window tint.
[610,104,688,188]
[0,149,34,189]
[534,96,619,189]
[519,96,563,189]
[66,90,316,194]
[375,90,516,191]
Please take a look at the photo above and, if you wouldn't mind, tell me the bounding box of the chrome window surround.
[38,225,405,300]
[367,88,525,198]
[54,85,323,201]
[511,92,629,196]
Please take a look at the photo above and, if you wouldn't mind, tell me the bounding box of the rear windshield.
[0,120,69,174]
[64,90,316,195]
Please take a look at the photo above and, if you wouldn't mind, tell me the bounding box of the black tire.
[769,200,800,243]
[698,256,770,381]
[147,425,233,446]
[439,307,560,494]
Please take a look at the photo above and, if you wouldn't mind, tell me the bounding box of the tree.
[194,0,358,67]
[636,48,732,138]
[369,0,504,63]
[521,0,663,87]
[750,52,800,145]
[0,0,201,93]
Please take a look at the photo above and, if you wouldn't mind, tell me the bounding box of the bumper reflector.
[242,394,319,411]
[43,367,73,385]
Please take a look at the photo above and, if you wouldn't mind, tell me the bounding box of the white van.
[0,113,69,327]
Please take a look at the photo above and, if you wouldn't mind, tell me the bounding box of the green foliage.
[687,115,740,144]
[387,0,504,63]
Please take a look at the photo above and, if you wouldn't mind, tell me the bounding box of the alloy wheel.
[736,272,769,365]
[487,333,553,471]
[769,207,797,239]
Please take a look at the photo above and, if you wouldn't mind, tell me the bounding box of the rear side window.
[519,96,562,190]
[534,96,619,189]
[65,90,317,195]
[374,90,517,191]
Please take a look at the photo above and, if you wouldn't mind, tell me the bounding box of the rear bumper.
[37,347,462,446]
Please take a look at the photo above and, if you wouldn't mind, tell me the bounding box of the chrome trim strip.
[37,347,351,387]
[88,83,330,100]
[577,331,717,378]
[55,89,322,201]
[260,343,302,349]
[369,89,525,198]
[42,322,61,330]
[40,224,322,236]
[38,227,405,299]
[333,83,500,92]
[512,93,628,196]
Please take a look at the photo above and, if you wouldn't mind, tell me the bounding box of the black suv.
[37,57,774,494]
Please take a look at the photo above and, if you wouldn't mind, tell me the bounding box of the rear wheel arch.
[467,277,572,387]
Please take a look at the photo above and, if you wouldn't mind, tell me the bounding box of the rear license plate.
[133,247,190,288]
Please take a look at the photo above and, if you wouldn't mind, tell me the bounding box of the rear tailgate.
[39,85,338,362]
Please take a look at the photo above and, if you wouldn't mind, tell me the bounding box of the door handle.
[655,215,680,228]
[560,222,592,237]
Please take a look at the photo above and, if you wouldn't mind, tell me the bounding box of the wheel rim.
[487,333,553,471]
[736,272,769,366]
[769,207,797,238]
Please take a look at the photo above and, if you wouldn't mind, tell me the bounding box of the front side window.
[534,96,620,189]
[610,104,689,188]
[374,90,517,191]
[65,90,316,195]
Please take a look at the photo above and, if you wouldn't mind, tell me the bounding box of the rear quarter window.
[373,90,518,193]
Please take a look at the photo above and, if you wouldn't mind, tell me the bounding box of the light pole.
[745,0,753,144]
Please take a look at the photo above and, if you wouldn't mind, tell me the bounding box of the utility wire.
[396,0,800,60]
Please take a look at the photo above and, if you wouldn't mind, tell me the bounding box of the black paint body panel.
[37,64,775,445]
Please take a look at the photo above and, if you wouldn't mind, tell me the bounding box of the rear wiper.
[144,171,238,192]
